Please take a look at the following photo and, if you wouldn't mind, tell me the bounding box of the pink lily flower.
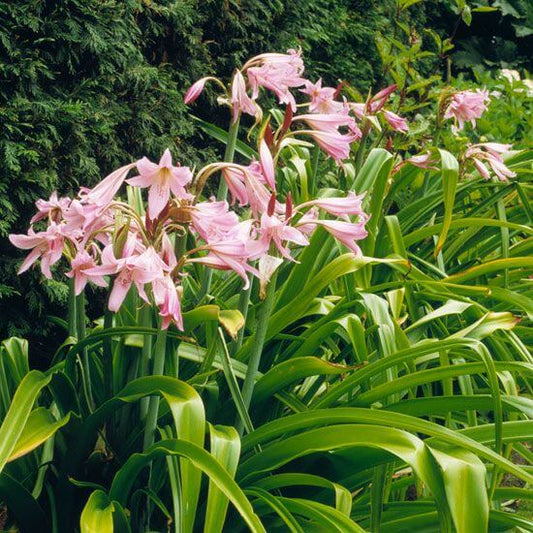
[308,220,368,256]
[84,162,137,207]
[184,77,213,105]
[259,139,276,190]
[221,166,249,206]
[303,130,358,162]
[220,163,280,216]
[349,102,366,120]
[9,223,65,278]
[248,212,309,261]
[245,49,306,111]
[189,226,258,288]
[465,143,516,182]
[191,200,241,242]
[258,254,283,299]
[444,89,490,131]
[296,207,319,236]
[84,245,168,311]
[230,70,259,123]
[297,192,366,218]
[301,79,345,114]
[31,192,71,224]
[405,151,439,170]
[293,113,362,138]
[153,276,183,330]
[66,249,108,295]
[368,84,397,113]
[383,110,408,133]
[127,149,193,220]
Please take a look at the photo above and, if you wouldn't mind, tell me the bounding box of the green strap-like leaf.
[108,439,265,533]
[253,357,352,403]
[0,472,49,532]
[204,424,241,533]
[8,406,70,462]
[435,149,459,256]
[80,490,115,533]
[0,370,51,473]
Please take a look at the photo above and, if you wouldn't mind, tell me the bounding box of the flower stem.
[139,305,153,421]
[231,276,253,355]
[236,270,277,435]
[217,116,241,200]
[142,325,168,451]
[103,309,113,400]
[76,292,94,410]
[67,278,77,337]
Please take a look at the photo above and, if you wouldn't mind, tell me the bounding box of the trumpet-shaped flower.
[294,113,360,137]
[259,139,276,190]
[444,89,490,131]
[297,192,366,219]
[383,110,408,133]
[191,200,240,242]
[84,163,137,207]
[66,249,107,295]
[465,143,516,182]
[31,192,71,224]
[308,220,368,256]
[246,49,306,111]
[183,77,212,104]
[405,151,438,170]
[153,275,183,330]
[301,79,345,114]
[84,245,168,311]
[127,149,193,220]
[368,84,397,113]
[248,212,309,261]
[230,70,259,123]
[303,130,358,162]
[9,223,65,278]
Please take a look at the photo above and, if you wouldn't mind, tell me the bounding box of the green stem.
[76,292,94,410]
[103,309,113,401]
[236,270,278,435]
[67,278,77,337]
[231,275,254,355]
[217,116,241,201]
[142,325,168,451]
[139,305,153,421]
[353,130,368,180]
[309,145,320,198]
[494,180,509,288]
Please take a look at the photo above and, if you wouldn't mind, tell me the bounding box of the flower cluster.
[465,143,516,182]
[444,89,490,131]
[10,67,370,329]
[184,49,409,164]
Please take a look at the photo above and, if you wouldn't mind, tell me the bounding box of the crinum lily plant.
[4,48,528,533]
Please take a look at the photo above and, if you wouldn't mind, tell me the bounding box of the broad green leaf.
[253,357,351,403]
[0,472,48,532]
[435,149,459,256]
[80,490,114,533]
[0,370,51,473]
[8,407,70,462]
[109,439,265,532]
[241,408,532,484]
[205,424,241,533]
